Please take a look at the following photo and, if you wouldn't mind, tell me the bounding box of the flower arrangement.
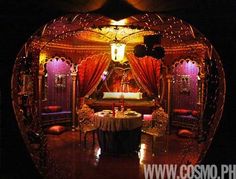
[152,107,168,123]
[77,104,94,121]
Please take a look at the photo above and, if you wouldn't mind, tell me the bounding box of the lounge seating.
[85,98,155,114]
[171,108,200,132]
[103,92,143,99]
[41,110,72,127]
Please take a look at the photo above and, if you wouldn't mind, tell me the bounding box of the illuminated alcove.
[11,13,225,178]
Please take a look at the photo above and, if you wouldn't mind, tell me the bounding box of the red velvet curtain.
[127,54,161,97]
[77,53,110,98]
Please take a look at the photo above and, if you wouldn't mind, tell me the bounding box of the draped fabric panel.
[127,54,161,97]
[77,53,110,98]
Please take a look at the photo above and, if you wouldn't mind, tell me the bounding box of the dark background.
[1,0,236,178]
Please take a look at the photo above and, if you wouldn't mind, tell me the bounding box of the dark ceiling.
[1,0,236,19]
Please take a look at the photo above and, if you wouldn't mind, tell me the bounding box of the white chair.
[142,108,169,154]
[77,104,97,147]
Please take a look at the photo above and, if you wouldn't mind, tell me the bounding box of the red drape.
[127,54,161,97]
[77,53,110,98]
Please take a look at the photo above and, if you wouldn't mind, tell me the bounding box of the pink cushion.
[177,129,194,138]
[192,110,200,117]
[143,114,152,121]
[173,109,192,115]
[43,105,62,113]
[46,125,66,135]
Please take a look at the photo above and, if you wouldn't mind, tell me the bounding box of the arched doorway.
[43,57,72,111]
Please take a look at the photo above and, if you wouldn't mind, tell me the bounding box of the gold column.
[38,65,47,173]
[71,72,77,131]
[166,74,172,134]
[198,72,205,141]
[38,67,45,119]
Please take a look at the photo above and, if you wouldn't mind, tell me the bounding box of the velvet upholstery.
[177,129,195,138]
[42,105,62,113]
[46,125,66,135]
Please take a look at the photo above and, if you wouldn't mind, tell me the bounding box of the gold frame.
[55,74,66,88]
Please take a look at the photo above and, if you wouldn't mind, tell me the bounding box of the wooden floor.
[45,128,202,179]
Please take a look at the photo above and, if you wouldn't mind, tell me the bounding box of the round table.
[94,110,143,154]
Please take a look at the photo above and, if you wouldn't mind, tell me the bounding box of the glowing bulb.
[110,19,127,26]
[111,43,126,62]
[39,52,47,64]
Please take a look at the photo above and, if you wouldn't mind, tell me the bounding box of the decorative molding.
[40,56,73,71]
[171,58,201,71]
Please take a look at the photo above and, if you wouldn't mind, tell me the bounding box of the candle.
[112,103,115,116]
[121,97,125,112]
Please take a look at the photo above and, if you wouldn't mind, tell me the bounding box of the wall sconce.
[111,42,126,62]
[39,52,47,64]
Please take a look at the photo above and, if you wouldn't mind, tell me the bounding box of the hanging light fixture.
[110,39,126,62]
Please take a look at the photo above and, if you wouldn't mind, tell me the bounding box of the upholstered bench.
[41,105,72,127]
[171,109,200,131]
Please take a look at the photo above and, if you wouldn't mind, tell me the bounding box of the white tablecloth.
[94,111,142,131]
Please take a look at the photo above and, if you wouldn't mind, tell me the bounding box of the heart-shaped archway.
[11,13,225,178]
